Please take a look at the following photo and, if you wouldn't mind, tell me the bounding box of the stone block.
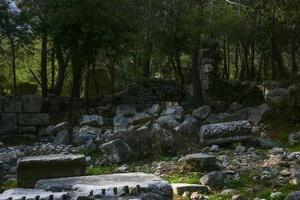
[18,113,49,126]
[199,120,253,145]
[22,94,43,113]
[3,96,22,113]
[17,154,86,188]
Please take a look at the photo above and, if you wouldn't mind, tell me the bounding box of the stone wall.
[120,79,185,107]
[0,95,50,137]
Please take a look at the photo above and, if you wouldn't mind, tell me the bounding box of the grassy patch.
[162,172,200,184]
[87,165,116,175]
[1,179,17,191]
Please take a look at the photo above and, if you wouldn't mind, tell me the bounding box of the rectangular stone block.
[3,96,22,113]
[18,113,49,126]
[22,95,43,113]
[0,113,17,126]
[17,154,86,188]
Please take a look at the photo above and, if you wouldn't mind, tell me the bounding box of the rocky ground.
[1,87,300,199]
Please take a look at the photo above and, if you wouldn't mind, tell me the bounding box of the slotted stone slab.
[36,172,173,199]
[0,189,68,200]
[17,154,86,188]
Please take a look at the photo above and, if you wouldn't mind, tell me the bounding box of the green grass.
[87,165,116,175]
[162,172,200,184]
[1,179,17,191]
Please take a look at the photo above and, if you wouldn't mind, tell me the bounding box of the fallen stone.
[172,183,209,196]
[199,120,253,145]
[101,139,132,164]
[36,172,173,199]
[288,131,300,146]
[157,115,180,129]
[0,189,68,200]
[249,104,272,125]
[228,102,244,113]
[72,126,101,146]
[130,112,152,125]
[116,104,136,117]
[161,105,183,121]
[179,153,220,172]
[53,130,70,145]
[79,114,104,127]
[53,122,72,133]
[17,154,86,188]
[266,88,288,110]
[285,191,300,200]
[148,104,162,117]
[192,105,211,121]
[200,171,225,190]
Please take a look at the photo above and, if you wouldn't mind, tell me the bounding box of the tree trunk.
[10,38,17,95]
[192,47,204,105]
[234,43,239,79]
[71,48,83,98]
[143,38,152,78]
[51,48,55,91]
[291,34,298,78]
[40,32,48,97]
[53,44,69,96]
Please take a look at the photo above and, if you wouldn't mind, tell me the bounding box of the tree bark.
[53,44,69,96]
[40,32,48,97]
[71,47,83,98]
[9,38,17,95]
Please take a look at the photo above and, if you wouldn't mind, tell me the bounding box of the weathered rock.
[199,120,253,145]
[235,146,246,154]
[157,115,180,129]
[17,154,86,188]
[288,131,300,146]
[192,105,211,121]
[0,153,17,166]
[266,88,288,110]
[174,116,198,136]
[72,126,101,146]
[249,104,272,125]
[36,173,173,200]
[53,122,72,133]
[130,112,152,125]
[200,171,225,189]
[18,113,50,126]
[116,104,136,117]
[101,139,132,164]
[285,191,300,200]
[53,130,70,145]
[161,105,183,121]
[172,183,209,196]
[228,102,244,113]
[0,189,68,200]
[22,95,43,113]
[148,104,162,117]
[79,114,104,127]
[179,153,220,172]
[3,96,22,113]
